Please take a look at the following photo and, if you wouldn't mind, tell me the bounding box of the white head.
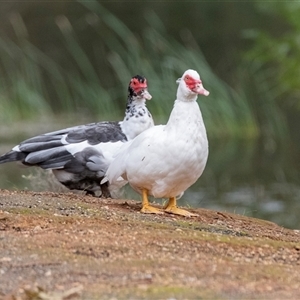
[176,69,209,101]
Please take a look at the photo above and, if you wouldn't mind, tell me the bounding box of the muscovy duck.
[0,75,153,197]
[106,69,209,216]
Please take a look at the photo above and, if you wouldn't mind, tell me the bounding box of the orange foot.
[164,197,198,217]
[141,205,164,214]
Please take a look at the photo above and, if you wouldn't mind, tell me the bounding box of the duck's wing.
[106,125,165,184]
[0,121,126,170]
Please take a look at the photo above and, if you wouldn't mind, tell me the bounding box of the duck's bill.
[142,89,152,100]
[193,84,210,96]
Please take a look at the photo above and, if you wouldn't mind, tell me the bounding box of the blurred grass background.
[1,1,300,228]
[0,1,299,144]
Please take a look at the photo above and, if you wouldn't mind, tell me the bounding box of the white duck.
[0,75,153,197]
[106,69,209,216]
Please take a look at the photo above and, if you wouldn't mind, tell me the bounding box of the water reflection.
[184,138,300,229]
[0,137,299,229]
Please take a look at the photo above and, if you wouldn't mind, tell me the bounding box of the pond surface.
[0,132,299,229]
[185,138,300,230]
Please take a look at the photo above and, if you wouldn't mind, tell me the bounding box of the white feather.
[106,69,209,199]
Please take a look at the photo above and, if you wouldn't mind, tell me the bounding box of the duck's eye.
[131,79,139,86]
[184,76,190,81]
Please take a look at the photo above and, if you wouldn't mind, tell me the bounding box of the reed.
[0,1,288,141]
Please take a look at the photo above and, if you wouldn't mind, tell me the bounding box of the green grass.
[0,1,289,141]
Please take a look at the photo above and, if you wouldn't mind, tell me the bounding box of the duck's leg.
[164,197,198,217]
[141,189,163,214]
[100,181,112,198]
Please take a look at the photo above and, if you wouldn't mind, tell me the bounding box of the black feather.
[66,122,127,144]
[0,151,27,164]
[19,141,65,152]
[25,147,70,165]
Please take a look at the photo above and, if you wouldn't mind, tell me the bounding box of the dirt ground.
[0,189,300,300]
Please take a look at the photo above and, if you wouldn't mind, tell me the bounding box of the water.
[0,135,299,229]
[184,138,300,229]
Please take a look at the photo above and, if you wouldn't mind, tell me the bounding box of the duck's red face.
[184,75,202,91]
[130,78,148,93]
[129,76,152,100]
[183,74,209,96]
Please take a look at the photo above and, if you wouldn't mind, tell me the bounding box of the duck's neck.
[124,96,147,118]
[166,99,206,134]
[120,96,153,140]
[176,87,198,103]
